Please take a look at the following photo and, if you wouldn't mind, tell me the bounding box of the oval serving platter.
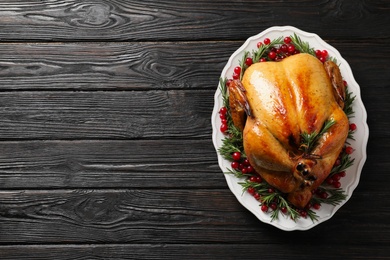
[211,26,369,231]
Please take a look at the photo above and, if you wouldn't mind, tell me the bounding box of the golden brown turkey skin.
[239,53,349,208]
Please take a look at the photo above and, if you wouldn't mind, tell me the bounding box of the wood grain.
[0,189,388,245]
[0,41,387,91]
[0,244,389,260]
[0,138,385,190]
[0,42,235,90]
[0,189,390,245]
[0,140,224,189]
[0,0,387,41]
[0,90,213,139]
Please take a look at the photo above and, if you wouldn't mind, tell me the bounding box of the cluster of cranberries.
[219,107,229,134]
[230,151,256,176]
[260,36,300,62]
[230,36,334,81]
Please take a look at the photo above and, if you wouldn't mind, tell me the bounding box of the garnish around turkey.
[218,34,356,222]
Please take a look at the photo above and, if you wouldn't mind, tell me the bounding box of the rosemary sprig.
[290,33,316,56]
[306,209,319,222]
[311,187,347,206]
[270,195,300,221]
[343,86,356,118]
[300,119,336,154]
[238,51,250,80]
[219,77,229,110]
[218,125,243,160]
[238,178,301,222]
[252,36,284,63]
[330,152,355,175]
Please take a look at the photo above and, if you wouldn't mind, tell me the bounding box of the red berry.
[234,66,241,74]
[321,50,328,58]
[241,168,248,174]
[254,193,261,200]
[249,176,256,182]
[334,159,341,166]
[243,159,250,166]
[221,119,227,124]
[284,36,291,44]
[220,124,228,133]
[219,107,227,115]
[332,174,341,181]
[345,146,354,154]
[268,188,274,193]
[245,57,253,66]
[313,203,321,210]
[232,152,241,161]
[257,42,263,48]
[231,161,239,169]
[232,72,239,79]
[268,51,277,60]
[226,79,232,87]
[320,192,329,199]
[270,203,278,211]
[333,181,341,189]
[319,56,326,63]
[261,204,269,212]
[300,210,308,218]
[256,176,262,183]
[339,171,346,177]
[343,80,348,87]
[287,45,295,53]
[281,207,288,214]
[280,44,288,53]
[219,113,226,120]
[260,58,267,62]
[305,202,313,209]
[248,187,255,195]
[326,178,334,185]
[246,165,254,173]
[349,123,357,131]
[263,38,271,45]
[315,50,322,58]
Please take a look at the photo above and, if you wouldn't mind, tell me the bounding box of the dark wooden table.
[0,1,388,259]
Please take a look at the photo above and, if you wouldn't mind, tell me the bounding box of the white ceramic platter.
[211,26,369,231]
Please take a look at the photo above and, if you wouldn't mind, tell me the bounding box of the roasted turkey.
[228,53,349,208]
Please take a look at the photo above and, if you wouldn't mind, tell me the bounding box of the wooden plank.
[0,90,214,139]
[0,1,387,41]
[0,41,388,91]
[0,140,225,188]
[0,41,234,90]
[0,138,383,189]
[0,189,388,245]
[0,244,389,259]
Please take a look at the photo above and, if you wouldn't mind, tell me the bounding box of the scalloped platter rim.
[211,26,369,231]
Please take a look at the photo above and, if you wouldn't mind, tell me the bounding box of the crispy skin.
[240,53,349,208]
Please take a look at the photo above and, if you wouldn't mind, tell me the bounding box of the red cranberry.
[232,152,241,161]
[283,36,291,44]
